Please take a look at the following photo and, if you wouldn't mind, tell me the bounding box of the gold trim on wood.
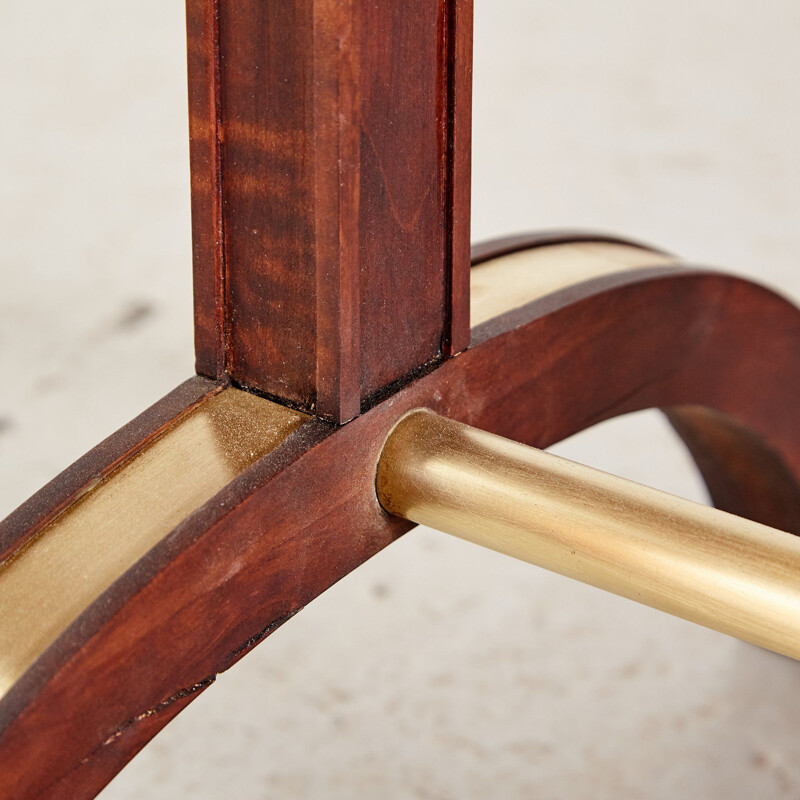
[470,241,675,327]
[0,389,306,700]
[377,410,800,660]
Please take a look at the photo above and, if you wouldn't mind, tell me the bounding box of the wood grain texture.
[443,0,473,356]
[186,0,224,377]
[187,0,473,422]
[3,235,800,797]
[666,406,800,534]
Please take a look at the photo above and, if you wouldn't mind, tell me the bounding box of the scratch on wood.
[224,610,299,664]
[96,677,217,751]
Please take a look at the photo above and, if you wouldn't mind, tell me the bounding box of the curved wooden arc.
[2,233,800,798]
[469,229,671,265]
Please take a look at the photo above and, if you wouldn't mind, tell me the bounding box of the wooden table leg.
[3,0,800,795]
[3,234,800,797]
[187,0,473,423]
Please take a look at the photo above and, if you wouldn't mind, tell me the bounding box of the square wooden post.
[187,0,473,423]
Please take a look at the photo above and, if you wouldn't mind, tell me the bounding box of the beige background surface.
[2,1,800,797]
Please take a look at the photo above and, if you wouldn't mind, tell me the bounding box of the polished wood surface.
[3,233,800,797]
[187,0,473,423]
[4,0,798,794]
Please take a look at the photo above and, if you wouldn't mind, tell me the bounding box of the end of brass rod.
[376,409,800,660]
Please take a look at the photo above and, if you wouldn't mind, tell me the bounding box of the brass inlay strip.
[0,388,306,700]
[470,241,676,327]
[377,411,800,661]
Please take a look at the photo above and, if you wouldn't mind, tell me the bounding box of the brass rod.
[376,410,800,660]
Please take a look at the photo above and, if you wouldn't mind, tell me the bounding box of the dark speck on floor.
[113,301,155,332]
[372,582,390,600]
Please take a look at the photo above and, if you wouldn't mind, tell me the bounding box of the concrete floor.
[2,1,800,797]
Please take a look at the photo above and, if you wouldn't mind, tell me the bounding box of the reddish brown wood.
[187,0,473,422]
[666,407,800,533]
[443,0,472,356]
[186,0,224,378]
[4,237,800,798]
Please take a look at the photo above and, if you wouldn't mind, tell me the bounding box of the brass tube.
[376,410,800,660]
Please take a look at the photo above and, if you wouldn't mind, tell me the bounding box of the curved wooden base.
[2,232,800,798]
